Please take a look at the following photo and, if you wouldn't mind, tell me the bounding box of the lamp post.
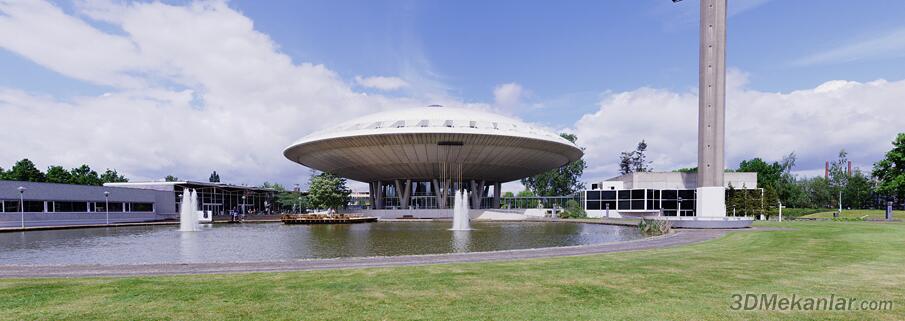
[837,190,843,218]
[778,201,785,222]
[677,196,684,217]
[104,191,110,225]
[241,195,246,215]
[17,186,26,228]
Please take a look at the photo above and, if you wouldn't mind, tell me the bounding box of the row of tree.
[0,159,128,186]
[638,133,905,211]
[263,171,351,213]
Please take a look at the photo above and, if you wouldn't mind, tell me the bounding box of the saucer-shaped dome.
[284,106,583,182]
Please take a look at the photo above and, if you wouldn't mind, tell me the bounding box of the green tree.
[843,169,874,209]
[618,139,652,175]
[516,189,539,208]
[5,159,45,182]
[263,182,308,213]
[521,133,587,196]
[69,165,102,186]
[165,175,180,182]
[307,172,351,212]
[737,157,783,191]
[45,165,73,184]
[100,169,128,183]
[673,167,697,173]
[762,185,780,218]
[873,133,905,204]
[209,171,221,183]
[800,177,834,208]
[0,166,5,179]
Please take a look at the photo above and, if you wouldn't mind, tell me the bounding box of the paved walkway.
[0,228,748,278]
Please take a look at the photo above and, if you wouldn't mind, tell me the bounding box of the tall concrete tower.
[695,0,727,217]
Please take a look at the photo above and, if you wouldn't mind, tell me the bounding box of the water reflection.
[0,222,643,265]
[451,230,470,253]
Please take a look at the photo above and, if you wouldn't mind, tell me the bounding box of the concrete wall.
[596,172,757,190]
[0,212,163,228]
[0,180,176,228]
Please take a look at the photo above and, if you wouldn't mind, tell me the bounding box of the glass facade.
[585,189,698,216]
[175,185,274,216]
[0,200,153,213]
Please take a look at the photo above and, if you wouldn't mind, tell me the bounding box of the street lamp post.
[17,186,26,228]
[677,196,684,217]
[838,190,843,218]
[242,195,247,216]
[778,201,785,222]
[104,191,110,225]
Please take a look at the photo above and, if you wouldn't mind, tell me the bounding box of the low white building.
[584,172,758,218]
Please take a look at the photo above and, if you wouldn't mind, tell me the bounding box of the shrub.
[638,218,671,235]
[558,200,587,219]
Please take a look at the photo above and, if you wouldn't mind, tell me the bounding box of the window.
[131,203,153,212]
[53,201,89,213]
[617,190,630,200]
[587,201,601,210]
[96,202,123,212]
[617,200,631,210]
[631,189,645,199]
[586,191,601,201]
[23,201,44,212]
[631,200,645,210]
[106,202,124,212]
[601,191,616,200]
[3,200,18,213]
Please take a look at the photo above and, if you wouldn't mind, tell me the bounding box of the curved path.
[0,228,745,278]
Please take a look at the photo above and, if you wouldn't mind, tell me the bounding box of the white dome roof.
[283,105,583,182]
[292,105,575,146]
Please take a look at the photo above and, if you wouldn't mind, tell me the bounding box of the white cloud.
[793,27,905,66]
[354,75,409,91]
[492,82,525,114]
[572,70,905,183]
[0,0,426,186]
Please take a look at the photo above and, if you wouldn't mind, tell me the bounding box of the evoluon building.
[284,105,583,212]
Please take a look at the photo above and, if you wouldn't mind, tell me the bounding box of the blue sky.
[0,0,904,188]
[231,0,905,128]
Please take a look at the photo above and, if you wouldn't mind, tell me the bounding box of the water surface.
[0,221,643,265]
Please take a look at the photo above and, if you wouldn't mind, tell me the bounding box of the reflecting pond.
[0,221,644,265]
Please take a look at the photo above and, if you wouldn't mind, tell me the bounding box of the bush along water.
[558,200,587,219]
[638,218,671,236]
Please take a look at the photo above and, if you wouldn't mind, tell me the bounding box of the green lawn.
[2,221,904,320]
[802,209,904,220]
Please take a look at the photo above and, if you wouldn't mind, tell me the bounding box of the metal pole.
[18,187,26,228]
[678,196,683,217]
[778,201,783,222]
[104,191,110,225]
[838,190,843,216]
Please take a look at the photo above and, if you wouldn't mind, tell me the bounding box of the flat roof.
[104,181,276,192]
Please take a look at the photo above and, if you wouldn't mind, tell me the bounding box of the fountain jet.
[451,189,471,230]
[179,189,201,232]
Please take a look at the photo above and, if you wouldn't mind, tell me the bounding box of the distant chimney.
[825,161,830,180]
[848,161,852,176]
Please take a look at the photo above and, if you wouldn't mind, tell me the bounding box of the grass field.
[802,209,904,220]
[1,221,904,320]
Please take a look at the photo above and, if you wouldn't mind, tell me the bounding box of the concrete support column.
[394,179,412,209]
[432,179,444,208]
[376,181,384,209]
[403,179,412,209]
[470,180,485,209]
[696,0,727,217]
[492,182,502,209]
[368,182,376,209]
